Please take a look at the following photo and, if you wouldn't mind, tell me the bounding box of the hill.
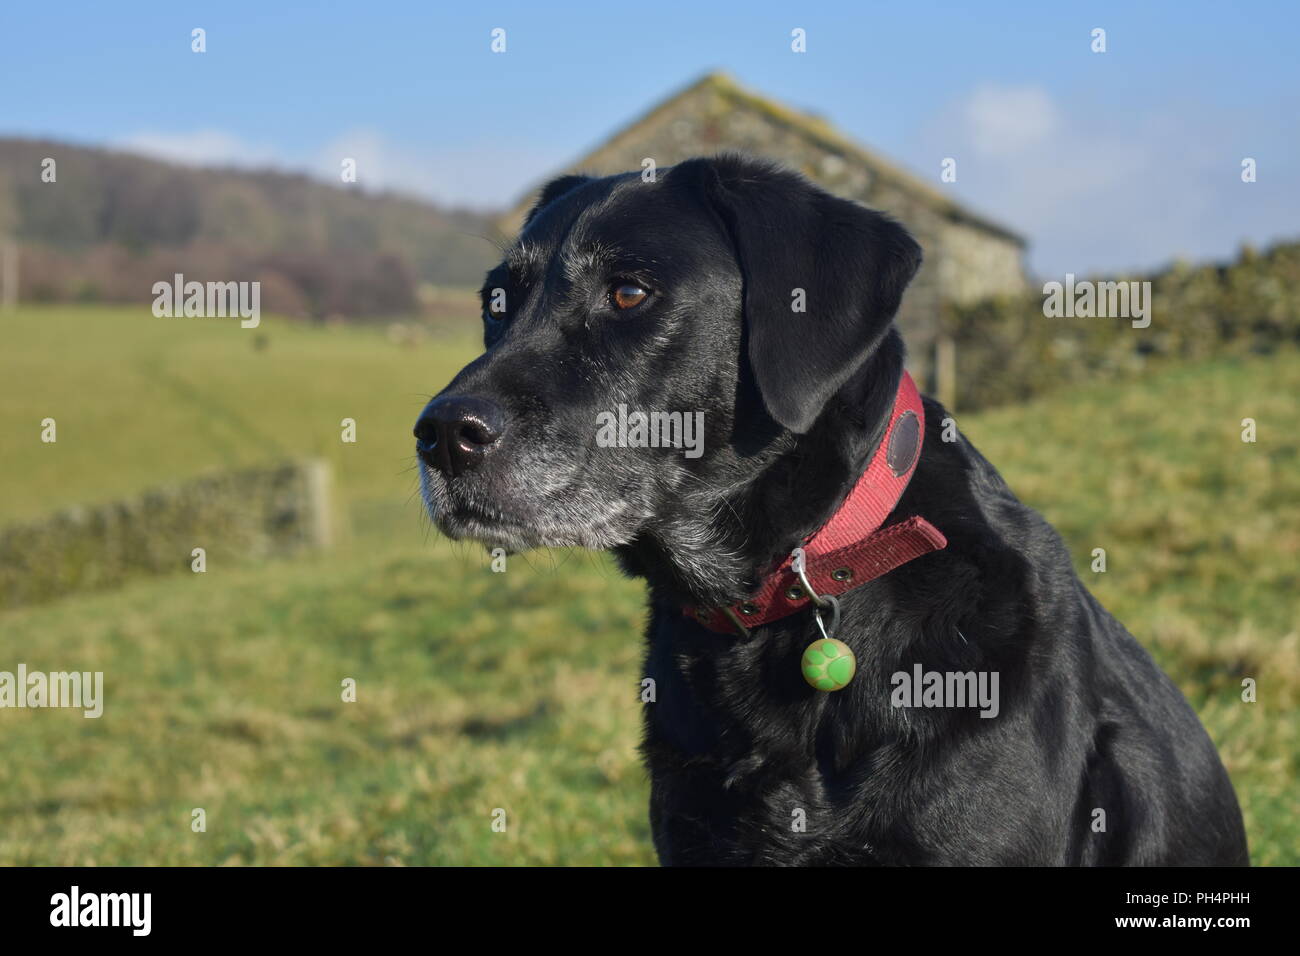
[0,138,499,316]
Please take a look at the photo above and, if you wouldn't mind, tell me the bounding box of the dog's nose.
[414,396,505,476]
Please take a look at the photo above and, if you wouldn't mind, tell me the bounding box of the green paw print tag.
[802,638,856,692]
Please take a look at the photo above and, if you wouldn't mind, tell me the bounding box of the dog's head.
[415,155,921,560]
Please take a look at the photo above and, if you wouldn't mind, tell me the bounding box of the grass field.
[1,305,1296,865]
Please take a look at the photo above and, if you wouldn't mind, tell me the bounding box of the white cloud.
[961,85,1060,158]
[113,127,565,212]
[316,128,569,211]
[918,86,1300,276]
[114,129,285,168]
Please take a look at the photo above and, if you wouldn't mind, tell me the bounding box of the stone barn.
[501,72,1027,402]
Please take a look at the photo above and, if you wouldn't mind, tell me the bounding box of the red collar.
[686,372,947,634]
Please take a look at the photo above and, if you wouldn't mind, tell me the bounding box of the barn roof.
[502,72,1026,246]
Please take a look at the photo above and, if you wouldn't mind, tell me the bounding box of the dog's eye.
[609,283,649,311]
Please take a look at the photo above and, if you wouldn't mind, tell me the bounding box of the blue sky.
[2,0,1296,276]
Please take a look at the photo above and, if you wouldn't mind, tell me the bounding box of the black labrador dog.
[415,154,1248,866]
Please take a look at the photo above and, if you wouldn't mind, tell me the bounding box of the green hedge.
[943,240,1300,409]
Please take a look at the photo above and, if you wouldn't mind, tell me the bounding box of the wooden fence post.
[0,239,17,312]
[935,334,957,410]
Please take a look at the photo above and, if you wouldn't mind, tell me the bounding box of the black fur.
[417,154,1249,866]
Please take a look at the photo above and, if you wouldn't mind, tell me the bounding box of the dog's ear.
[672,155,922,433]
[523,174,593,228]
